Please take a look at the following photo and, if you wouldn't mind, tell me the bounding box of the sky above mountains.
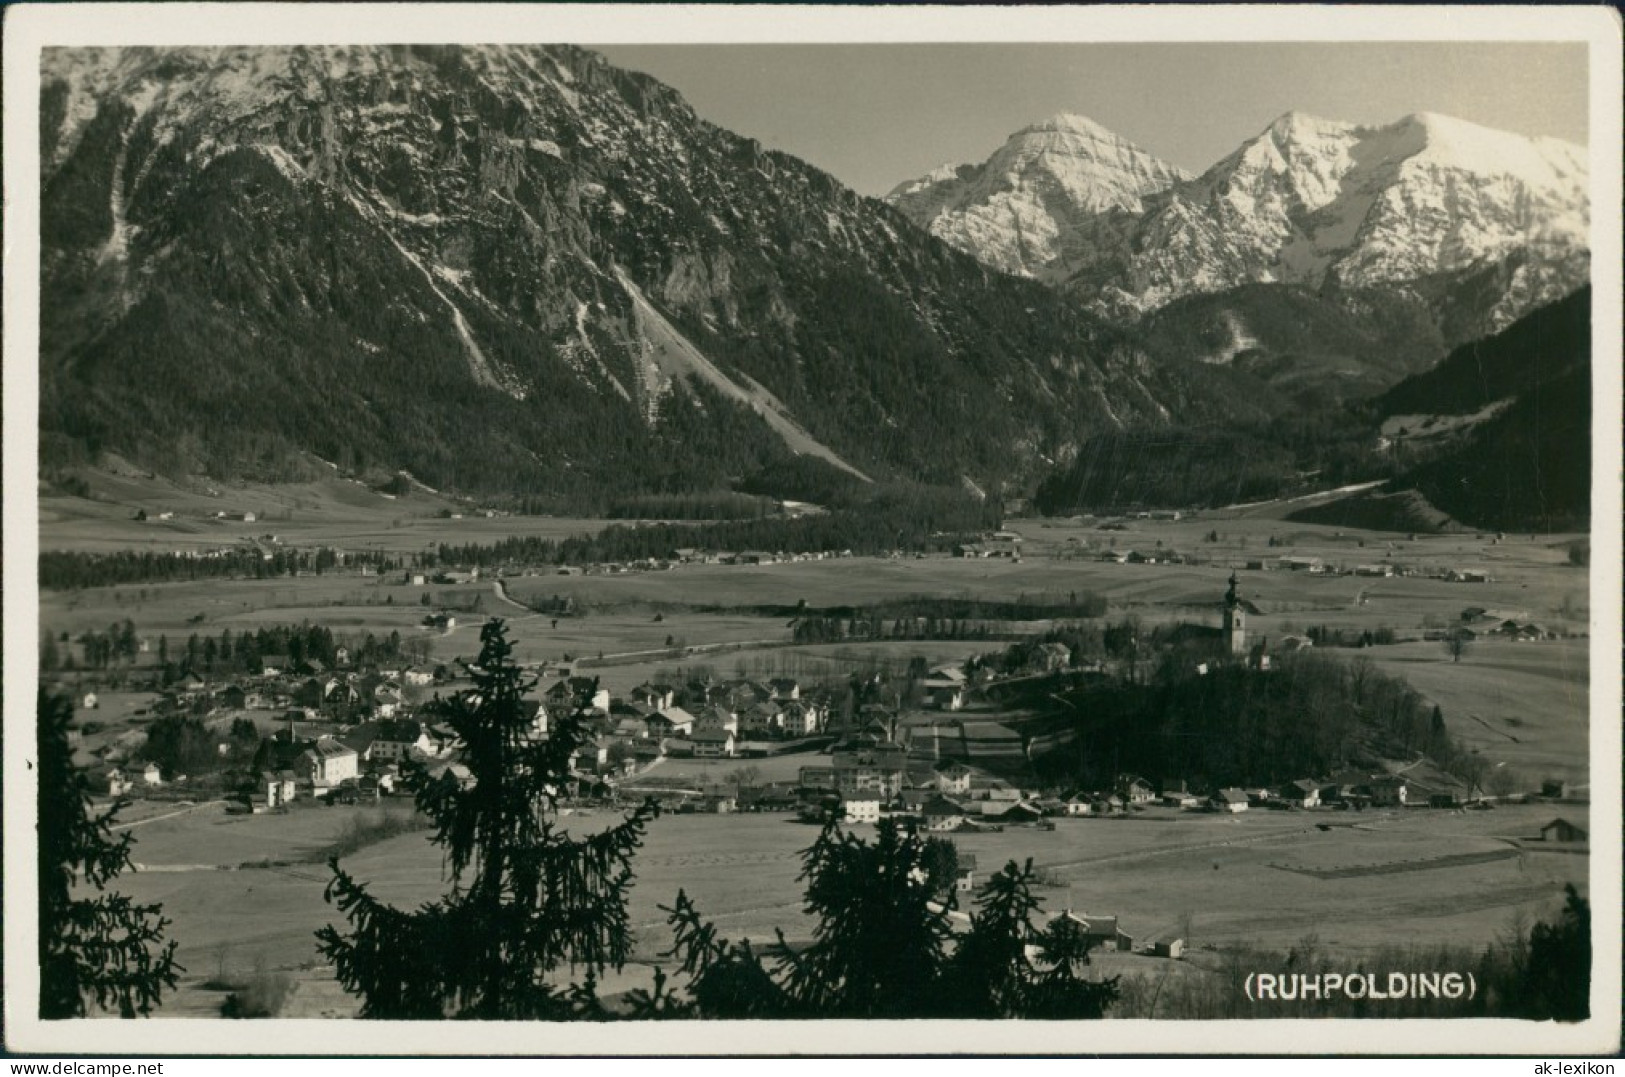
[594,42,1589,197]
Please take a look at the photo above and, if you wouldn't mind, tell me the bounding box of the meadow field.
[98,798,1589,1018]
[39,461,626,555]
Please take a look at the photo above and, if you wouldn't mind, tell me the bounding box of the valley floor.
[34,491,1599,1019]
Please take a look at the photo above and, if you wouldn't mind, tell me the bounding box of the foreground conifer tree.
[638,817,1119,1019]
[317,620,657,1018]
[38,689,181,1017]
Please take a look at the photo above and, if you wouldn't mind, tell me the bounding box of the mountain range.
[889,109,1589,341]
[38,45,1591,517]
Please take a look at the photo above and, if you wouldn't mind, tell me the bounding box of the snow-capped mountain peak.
[899,106,1587,338]
[886,112,1190,281]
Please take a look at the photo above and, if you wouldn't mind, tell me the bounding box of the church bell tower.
[1223,572,1246,656]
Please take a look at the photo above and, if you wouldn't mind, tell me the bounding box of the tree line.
[42,621,422,678]
[39,546,402,591]
[1035,651,1466,791]
[429,483,1002,569]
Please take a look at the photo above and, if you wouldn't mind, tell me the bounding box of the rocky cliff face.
[42,45,1234,498]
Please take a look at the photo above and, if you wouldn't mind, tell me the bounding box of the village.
[67,562,1542,816]
[36,487,1592,1017]
[59,551,1589,977]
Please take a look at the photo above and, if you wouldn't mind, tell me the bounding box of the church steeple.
[1223,573,1246,655]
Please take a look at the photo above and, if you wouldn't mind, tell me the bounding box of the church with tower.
[1222,572,1247,656]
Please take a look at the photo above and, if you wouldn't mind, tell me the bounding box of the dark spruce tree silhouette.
[38,689,181,1018]
[634,818,1118,1019]
[316,620,658,1019]
[1513,883,1590,1021]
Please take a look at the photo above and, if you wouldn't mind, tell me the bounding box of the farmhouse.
[986,800,1045,824]
[1152,939,1185,959]
[545,677,612,714]
[256,771,298,807]
[1363,775,1409,806]
[1161,789,1202,809]
[922,666,969,711]
[1047,910,1133,953]
[692,727,736,758]
[1281,779,1322,808]
[695,706,739,736]
[920,795,968,831]
[1278,556,1324,573]
[610,716,648,742]
[1116,775,1156,804]
[648,706,695,739]
[1541,818,1587,843]
[1210,788,1249,813]
[631,683,676,711]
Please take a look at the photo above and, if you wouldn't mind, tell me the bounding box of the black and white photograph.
[4,3,1619,1058]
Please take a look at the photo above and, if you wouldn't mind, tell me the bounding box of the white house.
[1365,776,1409,807]
[841,798,881,824]
[370,719,433,761]
[934,761,974,795]
[695,706,738,736]
[833,741,906,799]
[299,738,359,787]
[631,683,676,711]
[648,706,695,738]
[691,728,736,758]
[1283,779,1322,808]
[741,701,783,736]
[920,795,967,831]
[780,701,821,737]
